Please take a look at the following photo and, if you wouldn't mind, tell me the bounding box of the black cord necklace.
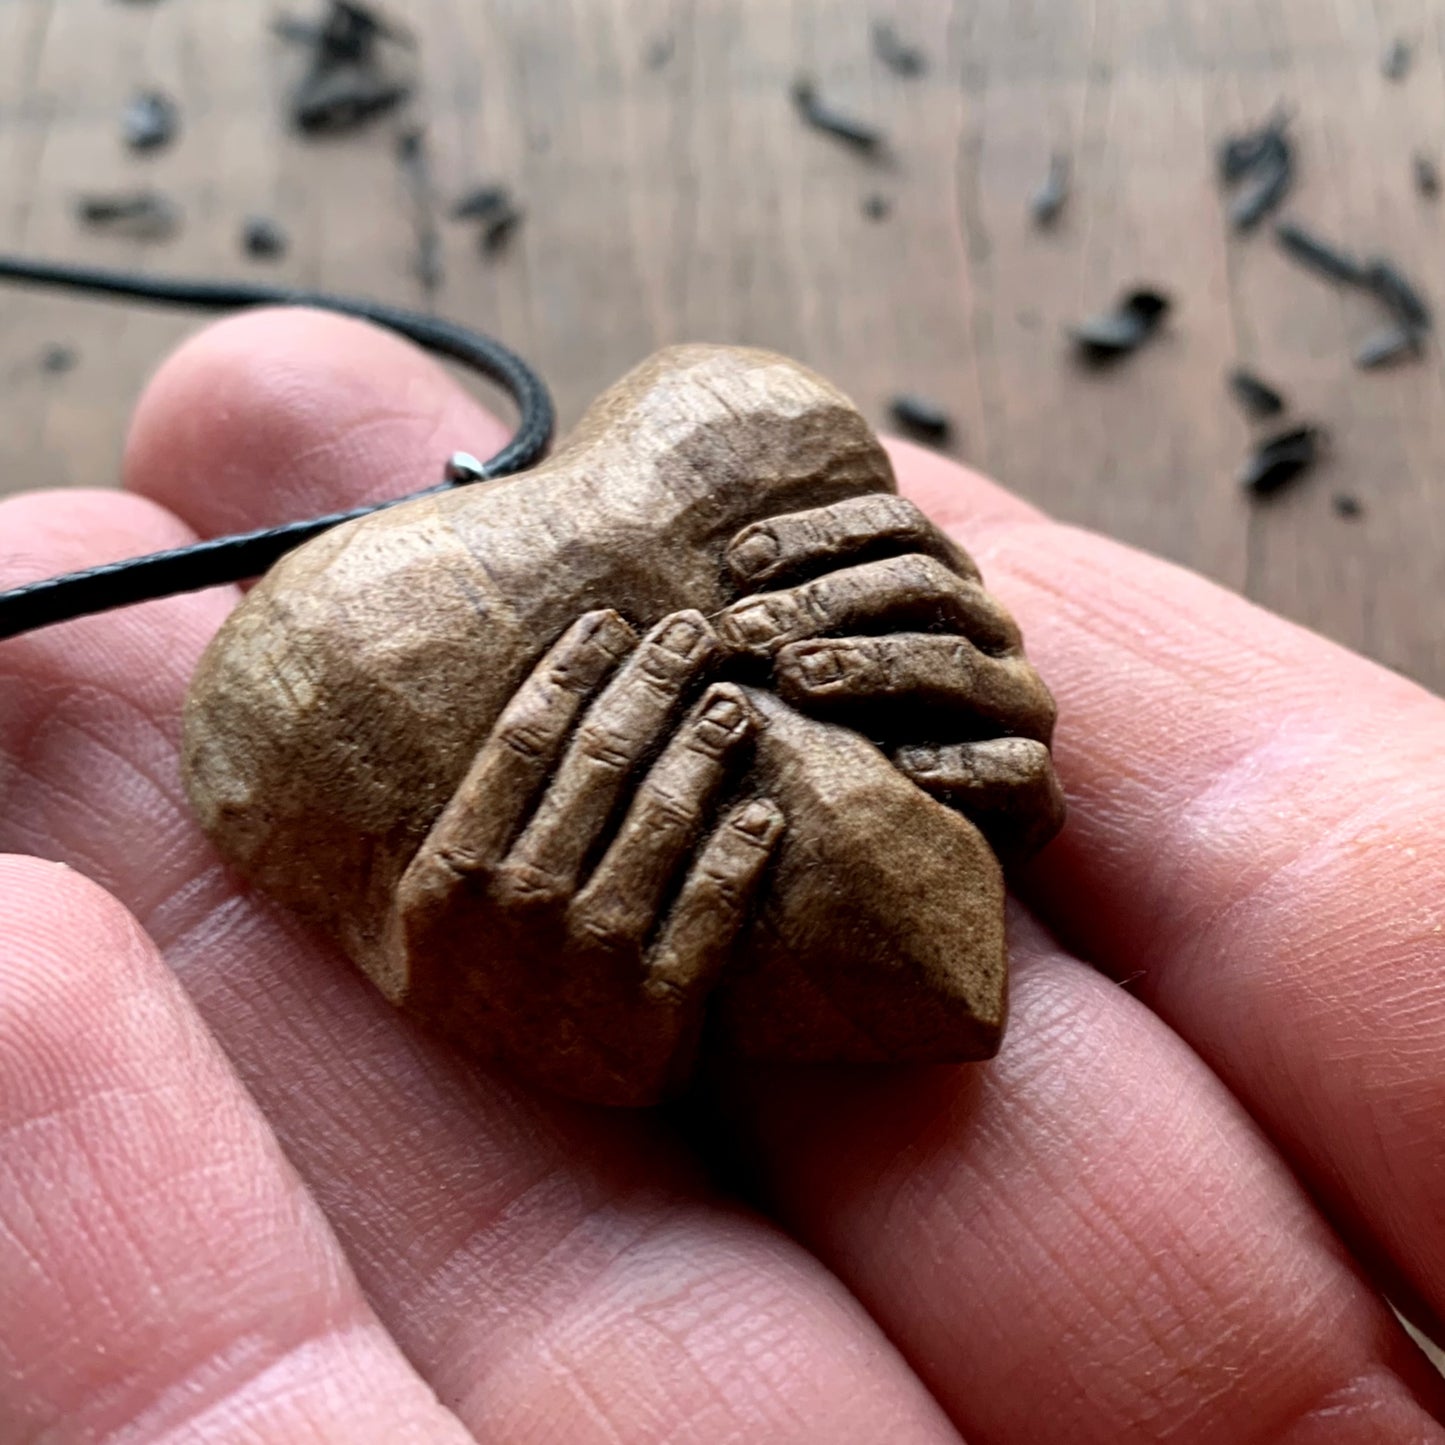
[0,255,555,641]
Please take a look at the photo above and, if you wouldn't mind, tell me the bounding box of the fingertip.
[0,854,156,1079]
[730,796,785,844]
[123,305,512,539]
[883,438,1046,541]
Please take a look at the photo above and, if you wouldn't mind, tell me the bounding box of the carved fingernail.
[734,798,784,838]
[896,745,939,775]
[653,610,709,659]
[718,597,791,653]
[793,642,848,687]
[701,688,749,734]
[728,528,780,579]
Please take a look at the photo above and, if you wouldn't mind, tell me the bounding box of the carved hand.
[720,492,1066,862]
[395,607,784,1105]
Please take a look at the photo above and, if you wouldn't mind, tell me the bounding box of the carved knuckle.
[492,858,569,909]
[886,496,932,530]
[803,571,857,626]
[495,712,554,761]
[854,495,926,542]
[570,902,633,953]
[991,737,1052,775]
[785,638,871,691]
[574,721,637,772]
[635,788,698,838]
[552,615,637,693]
[905,552,956,592]
[720,593,800,652]
[694,868,745,913]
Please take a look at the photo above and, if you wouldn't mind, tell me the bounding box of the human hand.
[1,309,1442,1441]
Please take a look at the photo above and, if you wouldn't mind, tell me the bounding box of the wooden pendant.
[183,345,1063,1105]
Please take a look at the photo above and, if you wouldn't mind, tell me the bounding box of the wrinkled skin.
[0,310,1443,1443]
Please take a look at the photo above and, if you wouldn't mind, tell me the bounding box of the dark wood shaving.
[1332,493,1363,518]
[75,189,181,240]
[241,215,289,259]
[862,192,891,221]
[1274,220,1368,285]
[644,34,674,70]
[1217,113,1287,181]
[481,206,523,254]
[1229,145,1292,229]
[872,21,926,77]
[1276,221,1430,363]
[1414,153,1440,199]
[1355,324,1423,369]
[1228,368,1286,419]
[276,1,412,67]
[394,127,443,292]
[291,66,411,133]
[40,344,77,374]
[1240,425,1323,498]
[451,184,513,221]
[1382,37,1412,81]
[791,76,883,152]
[280,0,415,134]
[1070,288,1171,362]
[122,90,179,152]
[888,394,952,443]
[1030,153,1070,228]
[1217,114,1293,230]
[1365,259,1431,332]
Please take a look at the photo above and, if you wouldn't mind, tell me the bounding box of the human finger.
[123,305,513,533]
[888,442,1445,1347]
[1,317,964,1443]
[719,911,1445,1445]
[717,553,1021,659]
[0,855,474,1443]
[774,632,1056,742]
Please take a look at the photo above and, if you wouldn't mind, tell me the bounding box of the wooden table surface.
[1,0,1442,692]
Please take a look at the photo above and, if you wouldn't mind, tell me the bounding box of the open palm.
[2,310,1442,1442]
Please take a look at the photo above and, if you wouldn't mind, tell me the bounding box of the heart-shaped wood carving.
[183,345,1062,1104]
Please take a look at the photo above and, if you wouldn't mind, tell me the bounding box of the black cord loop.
[0,256,555,640]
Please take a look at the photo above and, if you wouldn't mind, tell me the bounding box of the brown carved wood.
[183,345,1063,1104]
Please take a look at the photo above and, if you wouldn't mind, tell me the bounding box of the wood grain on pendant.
[183,345,1063,1105]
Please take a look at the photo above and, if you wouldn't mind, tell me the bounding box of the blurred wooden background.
[1,0,1443,691]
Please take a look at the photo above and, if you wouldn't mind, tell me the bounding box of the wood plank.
[0,0,1441,694]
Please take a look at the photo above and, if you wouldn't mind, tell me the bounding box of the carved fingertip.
[698,681,754,736]
[727,526,780,581]
[894,744,941,777]
[581,608,638,655]
[731,797,784,843]
[716,597,786,654]
[650,608,715,661]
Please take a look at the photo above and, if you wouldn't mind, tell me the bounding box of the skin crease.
[0,309,1439,1442]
